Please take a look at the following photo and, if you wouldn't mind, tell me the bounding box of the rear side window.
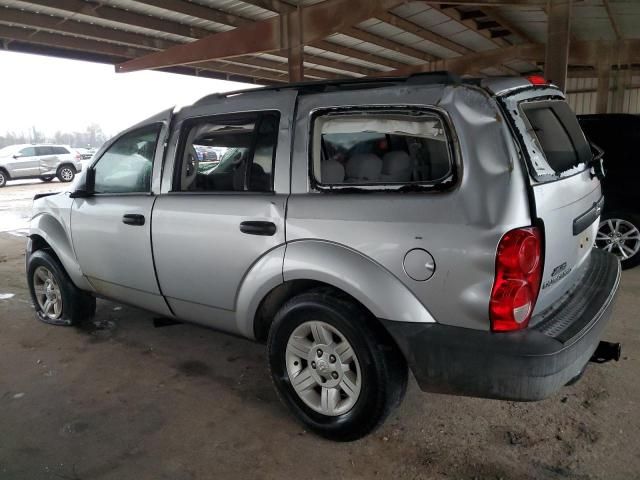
[175,111,279,193]
[35,146,53,156]
[52,146,70,155]
[311,109,454,189]
[521,101,591,178]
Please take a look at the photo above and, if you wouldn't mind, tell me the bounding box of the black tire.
[0,168,7,188]
[596,211,640,270]
[57,165,76,183]
[268,290,407,441]
[40,176,55,182]
[27,250,95,326]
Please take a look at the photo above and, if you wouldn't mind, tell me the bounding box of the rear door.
[151,91,296,333]
[500,87,602,313]
[35,146,58,175]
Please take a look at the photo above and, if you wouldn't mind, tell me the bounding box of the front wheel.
[595,212,640,270]
[57,165,76,183]
[268,291,407,441]
[27,250,95,326]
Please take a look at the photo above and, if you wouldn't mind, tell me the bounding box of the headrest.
[345,153,382,182]
[382,150,411,175]
[321,159,345,184]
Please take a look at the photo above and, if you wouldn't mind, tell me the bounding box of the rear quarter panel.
[287,85,532,330]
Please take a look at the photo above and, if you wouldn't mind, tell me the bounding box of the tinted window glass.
[313,111,453,186]
[52,146,70,155]
[522,101,591,175]
[94,125,161,194]
[35,146,53,156]
[19,147,36,156]
[177,112,279,192]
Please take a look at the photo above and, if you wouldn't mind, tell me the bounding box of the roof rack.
[194,71,466,105]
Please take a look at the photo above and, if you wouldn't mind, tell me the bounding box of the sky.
[0,50,256,137]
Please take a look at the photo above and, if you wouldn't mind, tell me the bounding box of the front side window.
[175,111,279,193]
[93,124,161,194]
[19,146,36,157]
[312,110,453,188]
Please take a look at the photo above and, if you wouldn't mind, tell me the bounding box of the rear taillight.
[525,74,548,85]
[75,153,82,161]
[490,227,543,332]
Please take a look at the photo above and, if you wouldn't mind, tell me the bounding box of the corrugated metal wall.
[566,76,640,114]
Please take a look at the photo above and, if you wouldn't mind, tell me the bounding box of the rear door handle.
[239,221,276,236]
[122,214,145,226]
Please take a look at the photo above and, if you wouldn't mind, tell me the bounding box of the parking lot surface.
[1,181,639,479]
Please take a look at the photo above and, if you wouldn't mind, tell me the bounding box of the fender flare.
[29,213,93,292]
[282,240,435,325]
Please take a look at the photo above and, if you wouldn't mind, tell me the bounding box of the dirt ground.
[0,182,639,480]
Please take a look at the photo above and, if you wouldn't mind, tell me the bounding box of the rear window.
[520,101,592,179]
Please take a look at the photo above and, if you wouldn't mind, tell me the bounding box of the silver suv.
[26,74,621,441]
[0,144,82,187]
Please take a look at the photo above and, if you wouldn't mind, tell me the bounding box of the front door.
[71,111,173,315]
[9,146,39,177]
[151,91,296,333]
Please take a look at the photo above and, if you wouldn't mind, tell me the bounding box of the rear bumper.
[383,249,621,401]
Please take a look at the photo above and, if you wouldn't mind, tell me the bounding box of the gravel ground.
[0,181,638,480]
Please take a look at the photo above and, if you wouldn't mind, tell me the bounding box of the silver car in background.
[25,74,621,441]
[0,143,82,187]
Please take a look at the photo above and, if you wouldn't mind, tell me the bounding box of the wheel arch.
[245,239,435,342]
[29,214,93,292]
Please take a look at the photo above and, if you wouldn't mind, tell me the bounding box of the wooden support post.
[611,68,631,113]
[286,5,304,82]
[596,43,611,113]
[544,0,572,92]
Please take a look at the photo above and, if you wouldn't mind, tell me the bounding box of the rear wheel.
[268,291,407,441]
[27,250,95,326]
[0,169,7,188]
[596,212,640,269]
[57,165,76,183]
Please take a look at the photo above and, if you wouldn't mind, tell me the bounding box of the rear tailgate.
[499,86,603,315]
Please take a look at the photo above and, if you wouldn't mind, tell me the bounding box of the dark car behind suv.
[578,114,640,269]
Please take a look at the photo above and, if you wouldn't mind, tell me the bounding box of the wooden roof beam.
[116,0,408,73]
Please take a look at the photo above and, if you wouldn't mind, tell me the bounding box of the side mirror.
[70,169,96,198]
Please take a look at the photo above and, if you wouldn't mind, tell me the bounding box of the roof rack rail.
[194,71,465,105]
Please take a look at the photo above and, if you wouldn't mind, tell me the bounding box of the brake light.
[526,75,547,85]
[75,153,82,161]
[490,227,543,332]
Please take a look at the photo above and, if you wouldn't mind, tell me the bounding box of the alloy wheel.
[60,168,74,181]
[33,266,63,320]
[596,218,640,261]
[285,320,361,416]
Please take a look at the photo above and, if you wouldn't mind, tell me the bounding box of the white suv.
[0,144,83,187]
